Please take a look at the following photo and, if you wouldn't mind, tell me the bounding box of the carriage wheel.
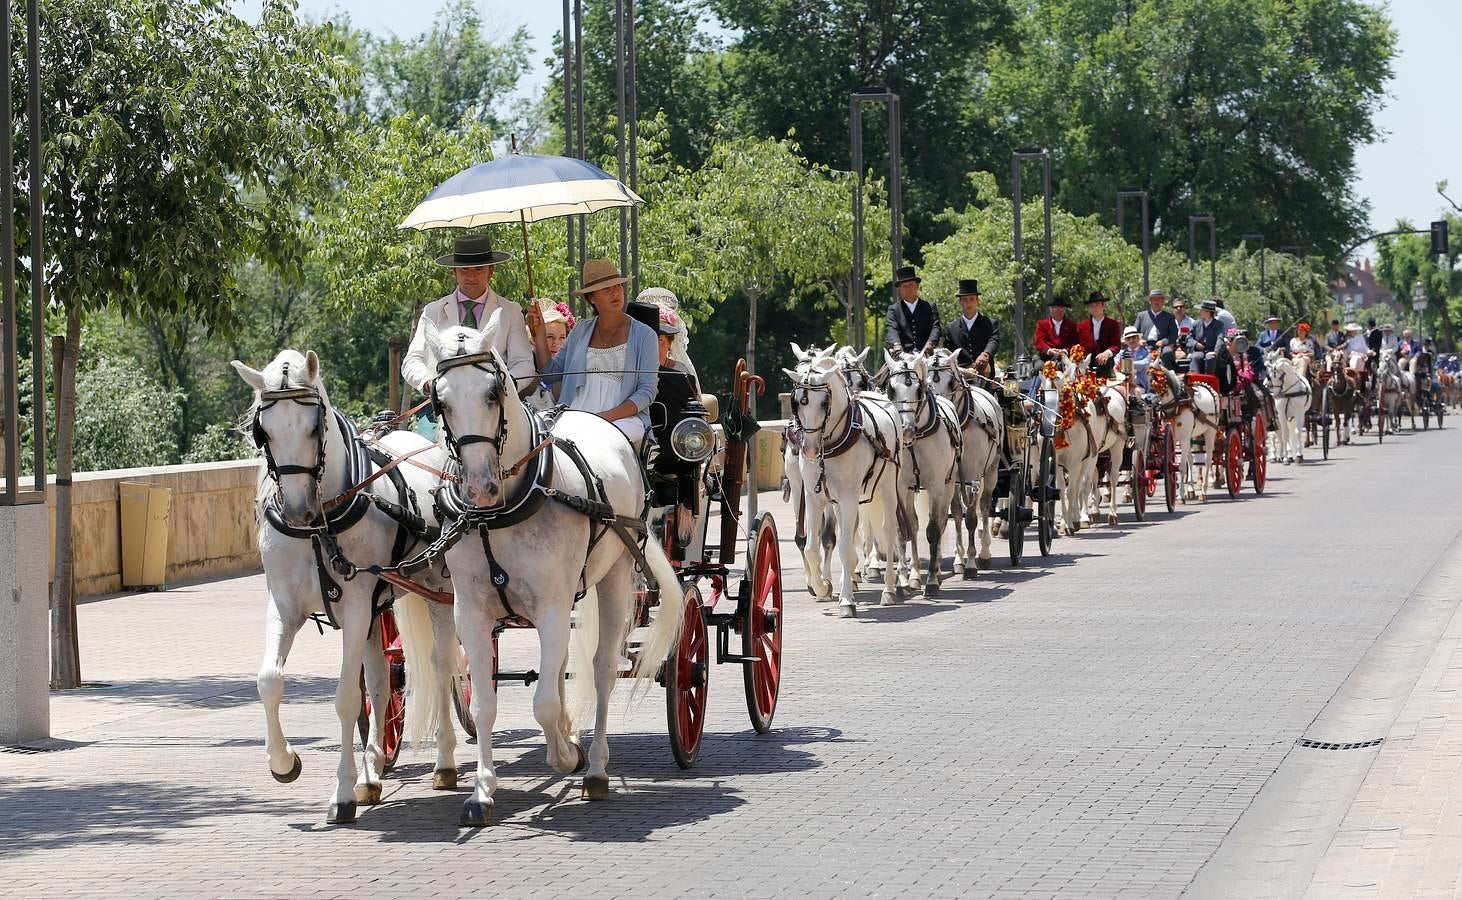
[667,584,709,769]
[1377,406,1385,444]
[1163,423,1178,513]
[1037,438,1056,557]
[1224,429,1243,499]
[1438,403,1444,429]
[1131,447,1147,522]
[1321,390,1331,460]
[1006,463,1027,567]
[358,610,406,773]
[743,512,783,734]
[1251,414,1267,495]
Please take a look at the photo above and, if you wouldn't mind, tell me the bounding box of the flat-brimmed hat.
[1382,323,1395,332]
[1085,290,1107,305]
[435,233,512,268]
[1345,322,1362,334]
[1200,300,1218,312]
[572,258,629,295]
[1122,325,1141,339]
[894,265,921,285]
[956,278,980,297]
[1264,313,1281,323]
[1048,295,1072,308]
[1148,289,1167,300]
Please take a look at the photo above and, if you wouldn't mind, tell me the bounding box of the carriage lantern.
[1015,353,1033,382]
[1120,353,1135,379]
[669,398,715,464]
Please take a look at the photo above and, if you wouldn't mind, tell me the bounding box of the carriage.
[1193,371,1267,499]
[1304,366,1336,460]
[991,365,1058,565]
[1096,357,1179,521]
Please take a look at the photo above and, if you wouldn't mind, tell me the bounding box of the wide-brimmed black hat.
[1048,295,1072,308]
[956,278,980,297]
[435,233,512,268]
[1085,290,1107,306]
[894,265,921,285]
[626,300,662,333]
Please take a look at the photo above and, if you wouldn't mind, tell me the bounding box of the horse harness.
[891,366,962,491]
[792,370,898,501]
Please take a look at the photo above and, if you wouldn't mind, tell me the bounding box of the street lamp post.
[1242,233,1266,302]
[1116,189,1150,298]
[850,87,903,355]
[1189,214,1217,297]
[1012,149,1053,376]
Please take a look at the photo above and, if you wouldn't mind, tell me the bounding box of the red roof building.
[1332,258,1400,319]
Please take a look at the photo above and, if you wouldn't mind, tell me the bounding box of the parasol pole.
[510,134,536,298]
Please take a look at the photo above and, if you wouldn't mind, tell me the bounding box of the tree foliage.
[1375,213,1462,350]
[70,357,183,472]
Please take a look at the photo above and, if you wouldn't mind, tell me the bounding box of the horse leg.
[924,486,949,597]
[531,600,579,775]
[583,562,633,799]
[950,487,968,575]
[800,490,833,600]
[327,591,372,824]
[1106,448,1121,526]
[877,489,901,608]
[978,460,996,564]
[456,586,500,827]
[356,631,388,805]
[427,601,459,789]
[835,496,861,617]
[258,597,306,784]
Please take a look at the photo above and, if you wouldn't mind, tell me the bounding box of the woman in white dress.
[529,259,658,445]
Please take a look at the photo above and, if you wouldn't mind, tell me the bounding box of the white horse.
[1152,366,1222,502]
[232,350,458,825]
[1267,353,1311,464]
[426,327,683,826]
[1377,348,1405,430]
[1088,378,1128,526]
[925,348,1002,577]
[1039,353,1102,532]
[783,342,834,577]
[884,350,961,596]
[786,350,903,617]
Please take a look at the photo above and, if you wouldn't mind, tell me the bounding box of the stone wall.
[47,459,262,597]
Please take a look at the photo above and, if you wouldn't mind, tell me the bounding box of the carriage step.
[999,506,1035,524]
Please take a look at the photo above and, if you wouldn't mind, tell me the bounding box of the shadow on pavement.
[50,675,339,710]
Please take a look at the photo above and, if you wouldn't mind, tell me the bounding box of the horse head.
[232,349,330,529]
[925,348,965,404]
[834,345,874,393]
[783,355,848,460]
[426,320,523,508]
[884,351,930,447]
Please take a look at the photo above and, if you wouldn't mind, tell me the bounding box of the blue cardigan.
[541,316,659,430]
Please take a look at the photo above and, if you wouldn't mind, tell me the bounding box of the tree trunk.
[49,310,81,690]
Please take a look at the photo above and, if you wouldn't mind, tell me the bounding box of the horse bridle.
[252,361,327,493]
[432,338,510,478]
[889,363,937,438]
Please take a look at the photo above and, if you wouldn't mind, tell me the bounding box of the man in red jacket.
[1034,295,1080,359]
[1077,291,1122,377]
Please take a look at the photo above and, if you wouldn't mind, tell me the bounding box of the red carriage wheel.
[1225,428,1243,499]
[359,610,406,772]
[744,512,783,734]
[666,584,709,769]
[1163,423,1178,513]
[1251,414,1267,495]
[1131,448,1147,522]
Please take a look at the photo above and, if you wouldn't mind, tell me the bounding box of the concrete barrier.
[46,459,262,597]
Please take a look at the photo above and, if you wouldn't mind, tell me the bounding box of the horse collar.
[822,395,864,459]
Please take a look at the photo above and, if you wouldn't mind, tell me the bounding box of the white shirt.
[402,287,536,393]
[903,300,920,315]
[961,315,979,332]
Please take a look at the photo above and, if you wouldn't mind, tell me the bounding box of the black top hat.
[956,278,980,297]
[1085,290,1107,305]
[626,301,662,333]
[893,265,921,285]
[1048,295,1072,308]
[435,233,512,268]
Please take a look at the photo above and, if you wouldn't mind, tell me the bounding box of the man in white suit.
[401,233,537,396]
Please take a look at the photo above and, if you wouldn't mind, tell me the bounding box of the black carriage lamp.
[669,397,716,464]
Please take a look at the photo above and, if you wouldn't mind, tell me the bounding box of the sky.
[260,0,1460,261]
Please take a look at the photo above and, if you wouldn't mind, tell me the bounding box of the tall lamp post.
[1242,233,1266,303]
[1189,214,1217,297]
[1012,149,1053,376]
[1116,189,1150,298]
[850,87,903,355]
[1,0,49,742]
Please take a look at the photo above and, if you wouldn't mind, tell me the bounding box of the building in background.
[1331,258,1400,319]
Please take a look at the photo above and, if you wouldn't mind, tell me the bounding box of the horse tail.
[393,592,443,751]
[630,538,686,687]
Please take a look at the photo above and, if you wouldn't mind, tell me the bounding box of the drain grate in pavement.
[1296,738,1385,751]
[0,745,65,754]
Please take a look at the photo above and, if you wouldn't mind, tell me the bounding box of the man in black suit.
[943,279,999,372]
[884,265,941,354]
[1133,289,1178,369]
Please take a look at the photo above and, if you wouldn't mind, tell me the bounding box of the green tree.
[1375,213,1462,351]
[70,358,184,472]
[26,0,352,687]
[976,0,1396,261]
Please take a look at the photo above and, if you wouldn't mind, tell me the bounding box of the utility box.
[119,482,170,589]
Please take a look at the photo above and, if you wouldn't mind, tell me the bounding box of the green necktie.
[461,300,478,329]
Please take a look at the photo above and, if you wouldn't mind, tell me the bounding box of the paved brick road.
[4,424,1462,899]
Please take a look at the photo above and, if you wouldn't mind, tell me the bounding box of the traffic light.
[1432,220,1449,257]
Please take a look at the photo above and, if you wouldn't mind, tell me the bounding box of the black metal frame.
[1012,149,1053,377]
[1116,189,1150,298]
[1189,214,1217,298]
[1,0,45,506]
[850,87,903,354]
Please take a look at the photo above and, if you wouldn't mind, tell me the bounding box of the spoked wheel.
[1006,464,1027,567]
[743,512,783,734]
[1224,428,1243,499]
[358,610,406,773]
[666,584,709,769]
[1162,423,1178,513]
[1377,406,1385,444]
[1037,438,1056,556]
[1321,391,1331,460]
[450,635,497,741]
[1438,403,1444,429]
[1251,414,1267,495]
[1131,447,1147,522]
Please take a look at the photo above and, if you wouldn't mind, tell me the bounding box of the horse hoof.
[460,798,493,827]
[326,801,357,825]
[925,583,940,599]
[881,591,898,607]
[572,743,587,773]
[581,776,611,801]
[353,782,382,806]
[962,567,977,580]
[433,769,459,791]
[270,753,302,784]
[1107,514,1119,526]
[838,602,858,619]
